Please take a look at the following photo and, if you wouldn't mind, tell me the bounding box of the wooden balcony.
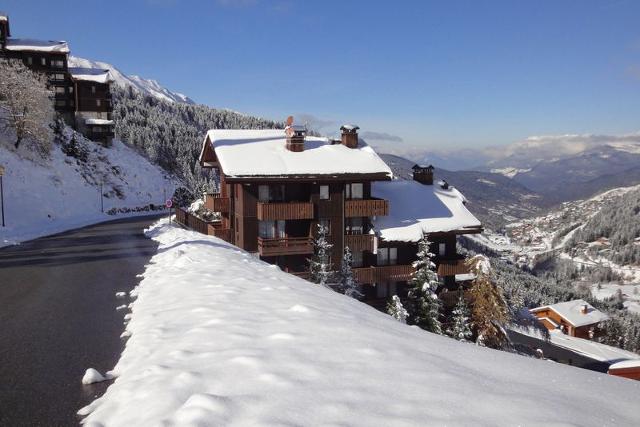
[174,207,232,243]
[344,234,375,252]
[258,236,314,256]
[345,198,388,217]
[257,202,314,220]
[204,193,230,213]
[436,258,470,276]
[209,227,232,243]
[353,264,415,284]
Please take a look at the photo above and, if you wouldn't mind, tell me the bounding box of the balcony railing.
[344,198,389,217]
[174,207,232,243]
[257,201,314,221]
[344,234,375,252]
[257,236,313,256]
[204,193,230,213]
[353,264,415,284]
[436,258,470,277]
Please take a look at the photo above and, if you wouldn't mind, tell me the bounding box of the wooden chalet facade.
[188,124,483,309]
[530,299,609,339]
[0,12,114,144]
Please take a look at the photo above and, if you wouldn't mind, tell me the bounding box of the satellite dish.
[286,116,294,126]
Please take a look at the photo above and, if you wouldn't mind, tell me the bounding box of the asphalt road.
[0,215,162,426]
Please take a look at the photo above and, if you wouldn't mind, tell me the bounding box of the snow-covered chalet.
[0,12,114,144]
[180,123,482,308]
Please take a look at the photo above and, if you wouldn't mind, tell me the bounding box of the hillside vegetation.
[112,87,282,192]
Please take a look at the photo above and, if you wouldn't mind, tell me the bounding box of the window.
[91,85,96,94]
[68,86,73,93]
[346,217,364,235]
[258,184,285,202]
[54,86,66,94]
[259,220,285,239]
[52,59,64,68]
[318,219,331,235]
[96,99,101,107]
[345,183,363,199]
[27,57,33,65]
[319,185,329,200]
[41,57,46,66]
[51,73,65,81]
[377,247,397,266]
[352,251,363,268]
[439,243,446,256]
[55,100,66,107]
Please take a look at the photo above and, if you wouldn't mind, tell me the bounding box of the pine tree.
[467,255,510,349]
[309,224,334,287]
[446,290,473,342]
[339,246,362,298]
[406,234,442,334]
[387,295,409,324]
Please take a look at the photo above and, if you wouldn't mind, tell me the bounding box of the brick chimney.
[340,124,359,148]
[412,164,434,185]
[285,125,306,152]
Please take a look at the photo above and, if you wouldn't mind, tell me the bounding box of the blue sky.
[4,0,640,150]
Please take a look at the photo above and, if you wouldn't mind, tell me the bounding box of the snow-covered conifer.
[387,295,409,324]
[309,224,334,287]
[339,246,362,298]
[446,290,472,342]
[406,234,442,334]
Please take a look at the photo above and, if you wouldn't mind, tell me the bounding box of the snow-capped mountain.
[69,56,194,105]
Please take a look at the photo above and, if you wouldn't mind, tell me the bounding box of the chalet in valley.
[530,299,609,339]
[0,12,114,144]
[179,123,482,308]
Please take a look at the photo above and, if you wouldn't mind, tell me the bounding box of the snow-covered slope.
[0,131,180,246]
[79,220,640,426]
[68,56,194,105]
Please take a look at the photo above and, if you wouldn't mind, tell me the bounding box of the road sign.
[165,199,173,209]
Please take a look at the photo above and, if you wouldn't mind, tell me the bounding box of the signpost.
[0,165,5,227]
[165,198,173,224]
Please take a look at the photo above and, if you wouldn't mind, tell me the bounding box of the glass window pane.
[277,220,286,238]
[352,183,363,199]
[258,185,269,202]
[390,248,397,265]
[320,185,329,200]
[377,248,388,265]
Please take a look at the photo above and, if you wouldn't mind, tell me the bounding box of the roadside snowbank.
[79,220,640,426]
[0,137,179,247]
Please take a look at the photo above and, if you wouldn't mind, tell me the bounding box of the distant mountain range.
[69,56,195,105]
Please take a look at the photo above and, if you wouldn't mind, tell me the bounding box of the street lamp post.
[0,165,5,227]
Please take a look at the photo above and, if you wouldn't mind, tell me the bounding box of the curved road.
[0,215,162,426]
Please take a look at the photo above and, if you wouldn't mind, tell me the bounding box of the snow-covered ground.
[79,220,640,426]
[592,283,640,314]
[0,134,180,247]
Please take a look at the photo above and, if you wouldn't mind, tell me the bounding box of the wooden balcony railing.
[436,258,470,277]
[204,193,230,213]
[345,198,389,217]
[257,202,314,220]
[258,236,313,256]
[174,207,232,243]
[352,264,415,284]
[344,234,375,252]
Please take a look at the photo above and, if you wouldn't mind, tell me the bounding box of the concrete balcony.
[353,264,415,284]
[344,234,375,252]
[344,198,388,217]
[257,202,314,221]
[204,193,230,213]
[257,236,313,256]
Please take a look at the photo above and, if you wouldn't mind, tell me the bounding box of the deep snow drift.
[79,220,640,426]
[0,134,180,246]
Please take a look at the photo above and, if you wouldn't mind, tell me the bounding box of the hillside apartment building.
[179,124,483,308]
[0,12,114,144]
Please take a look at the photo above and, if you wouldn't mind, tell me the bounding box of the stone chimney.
[580,304,589,314]
[412,164,434,185]
[340,124,359,149]
[285,124,306,152]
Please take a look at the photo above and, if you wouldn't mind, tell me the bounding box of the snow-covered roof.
[609,359,640,370]
[531,299,609,328]
[371,180,482,242]
[202,129,393,179]
[5,38,69,53]
[69,67,112,84]
[341,124,359,131]
[85,119,114,126]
